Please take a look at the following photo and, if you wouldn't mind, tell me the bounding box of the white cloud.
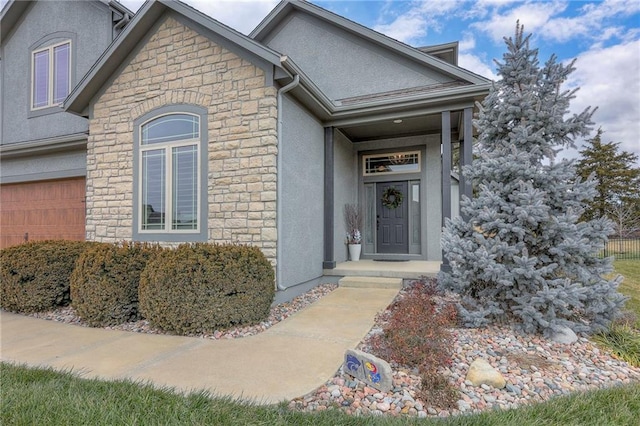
[472,1,568,44]
[539,0,640,43]
[118,0,280,34]
[458,34,498,80]
[459,53,498,81]
[373,0,462,44]
[567,39,640,163]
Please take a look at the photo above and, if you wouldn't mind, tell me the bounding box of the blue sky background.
[18,0,637,163]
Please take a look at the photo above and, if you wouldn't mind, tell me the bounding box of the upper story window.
[31,40,71,110]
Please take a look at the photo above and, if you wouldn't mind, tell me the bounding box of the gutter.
[114,13,130,31]
[275,64,300,291]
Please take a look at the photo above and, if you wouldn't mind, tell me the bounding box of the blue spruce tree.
[439,23,626,336]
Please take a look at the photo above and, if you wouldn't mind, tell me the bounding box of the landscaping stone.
[466,358,507,389]
[549,325,579,344]
[344,349,393,392]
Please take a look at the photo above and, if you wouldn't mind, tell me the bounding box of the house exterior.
[6,0,490,294]
[0,0,133,248]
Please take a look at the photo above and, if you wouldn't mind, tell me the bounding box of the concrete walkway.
[0,287,398,404]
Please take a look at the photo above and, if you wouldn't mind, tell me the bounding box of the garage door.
[0,177,86,248]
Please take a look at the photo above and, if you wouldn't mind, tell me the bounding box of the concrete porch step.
[338,276,403,289]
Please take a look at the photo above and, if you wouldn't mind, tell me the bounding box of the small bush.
[369,278,458,409]
[370,280,457,369]
[70,242,161,326]
[139,243,275,335]
[0,240,94,313]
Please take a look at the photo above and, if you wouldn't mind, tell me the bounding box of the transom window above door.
[363,151,421,175]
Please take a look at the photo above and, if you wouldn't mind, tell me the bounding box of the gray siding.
[1,1,113,146]
[262,11,455,101]
[279,95,325,287]
[0,149,86,183]
[332,130,356,263]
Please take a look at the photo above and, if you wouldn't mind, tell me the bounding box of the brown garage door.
[0,177,86,248]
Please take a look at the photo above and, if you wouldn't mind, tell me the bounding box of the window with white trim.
[139,114,201,233]
[31,40,71,110]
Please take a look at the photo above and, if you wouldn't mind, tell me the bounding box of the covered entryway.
[0,177,86,248]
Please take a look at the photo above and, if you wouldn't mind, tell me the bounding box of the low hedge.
[139,243,275,335]
[70,242,161,326]
[0,240,93,313]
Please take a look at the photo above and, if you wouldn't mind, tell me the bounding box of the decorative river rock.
[344,349,393,392]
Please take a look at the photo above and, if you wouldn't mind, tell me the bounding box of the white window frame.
[30,40,72,110]
[362,150,422,176]
[138,113,201,234]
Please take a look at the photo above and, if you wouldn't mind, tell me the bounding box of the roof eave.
[66,0,285,116]
[281,54,490,122]
[251,0,491,86]
[1,0,31,42]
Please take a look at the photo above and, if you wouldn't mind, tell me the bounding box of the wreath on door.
[381,187,403,209]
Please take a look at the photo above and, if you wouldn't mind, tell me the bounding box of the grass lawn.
[1,363,639,426]
[615,260,640,328]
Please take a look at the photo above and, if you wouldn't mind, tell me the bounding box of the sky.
[12,0,638,163]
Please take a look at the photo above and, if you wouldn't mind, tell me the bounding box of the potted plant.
[344,203,363,261]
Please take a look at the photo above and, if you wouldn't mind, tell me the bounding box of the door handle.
[376,215,380,230]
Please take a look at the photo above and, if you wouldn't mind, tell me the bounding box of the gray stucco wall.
[279,95,325,287]
[0,149,86,184]
[1,0,113,146]
[262,11,454,102]
[333,130,357,263]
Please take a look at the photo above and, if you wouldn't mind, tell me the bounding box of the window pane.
[53,43,70,104]
[33,50,49,108]
[142,114,199,145]
[172,145,198,230]
[142,149,166,230]
[364,151,420,175]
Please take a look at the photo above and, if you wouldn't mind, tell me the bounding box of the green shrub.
[0,240,94,313]
[139,243,275,335]
[70,242,161,326]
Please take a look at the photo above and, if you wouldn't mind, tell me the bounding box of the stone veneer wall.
[86,16,278,264]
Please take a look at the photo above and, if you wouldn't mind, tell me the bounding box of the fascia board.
[107,0,135,17]
[163,0,282,66]
[1,0,31,43]
[0,133,88,159]
[282,53,489,122]
[331,83,491,114]
[252,0,491,86]
[250,0,289,39]
[64,0,163,115]
[66,0,285,115]
[279,56,334,114]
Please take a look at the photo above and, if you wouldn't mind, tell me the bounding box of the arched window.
[134,106,207,241]
[29,32,75,115]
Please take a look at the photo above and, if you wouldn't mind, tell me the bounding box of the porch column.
[460,107,473,205]
[323,126,336,269]
[441,111,452,225]
[441,111,452,272]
